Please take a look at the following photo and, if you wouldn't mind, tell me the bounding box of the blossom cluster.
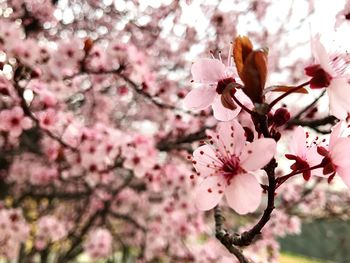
[1,1,350,263]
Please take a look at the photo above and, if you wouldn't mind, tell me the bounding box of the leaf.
[253,50,268,91]
[268,85,308,94]
[241,52,261,103]
[233,36,253,82]
[241,50,268,103]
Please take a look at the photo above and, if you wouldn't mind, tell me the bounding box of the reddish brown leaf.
[253,50,268,91]
[241,51,264,103]
[269,85,308,94]
[233,36,253,81]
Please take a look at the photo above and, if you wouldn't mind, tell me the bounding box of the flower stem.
[231,91,255,115]
[275,163,323,189]
[268,81,310,110]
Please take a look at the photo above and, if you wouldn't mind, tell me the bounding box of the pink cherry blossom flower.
[30,166,58,185]
[37,108,58,130]
[35,215,67,250]
[285,126,322,180]
[305,36,350,119]
[184,57,250,121]
[0,106,32,137]
[335,1,350,28]
[191,121,276,214]
[0,208,30,259]
[84,228,112,259]
[317,121,350,187]
[123,135,157,178]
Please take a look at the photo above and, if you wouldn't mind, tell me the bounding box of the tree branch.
[157,125,214,151]
[214,206,250,263]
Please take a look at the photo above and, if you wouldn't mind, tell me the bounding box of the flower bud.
[273,108,290,126]
[233,36,268,104]
[243,126,254,142]
[84,38,94,54]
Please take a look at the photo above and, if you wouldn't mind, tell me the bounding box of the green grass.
[280,253,332,263]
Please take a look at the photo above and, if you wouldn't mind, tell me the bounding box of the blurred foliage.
[280,253,330,263]
[281,220,350,263]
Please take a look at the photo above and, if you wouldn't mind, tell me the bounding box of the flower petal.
[225,173,262,214]
[240,138,276,171]
[290,126,307,157]
[328,78,350,120]
[206,121,246,157]
[193,145,221,177]
[329,121,343,148]
[306,147,324,176]
[195,176,225,211]
[184,87,216,110]
[191,58,226,83]
[311,36,336,76]
[330,138,350,168]
[337,166,350,188]
[212,95,240,121]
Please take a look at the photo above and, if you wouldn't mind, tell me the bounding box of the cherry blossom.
[2,1,350,262]
[305,36,350,119]
[335,1,350,28]
[122,135,158,178]
[35,216,67,250]
[0,106,32,137]
[318,121,350,187]
[191,121,276,214]
[285,126,323,180]
[0,209,30,259]
[84,228,113,259]
[184,57,251,121]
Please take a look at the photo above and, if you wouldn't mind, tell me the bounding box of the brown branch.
[109,211,147,232]
[157,125,214,151]
[64,67,194,114]
[268,81,310,110]
[292,90,326,120]
[214,113,277,261]
[214,206,250,263]
[287,115,337,134]
[58,173,134,262]
[14,190,90,206]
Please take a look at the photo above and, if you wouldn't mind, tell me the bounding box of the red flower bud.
[233,36,268,104]
[273,108,290,126]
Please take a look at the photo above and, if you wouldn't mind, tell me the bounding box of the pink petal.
[328,78,350,120]
[184,87,216,110]
[305,147,324,177]
[235,89,253,106]
[220,121,246,155]
[13,106,24,117]
[337,166,350,188]
[311,36,335,76]
[290,126,306,157]
[195,176,225,211]
[21,117,32,130]
[191,58,226,83]
[224,173,262,214]
[240,138,276,171]
[193,145,221,177]
[212,95,240,121]
[329,121,343,148]
[330,138,350,168]
[206,121,245,158]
